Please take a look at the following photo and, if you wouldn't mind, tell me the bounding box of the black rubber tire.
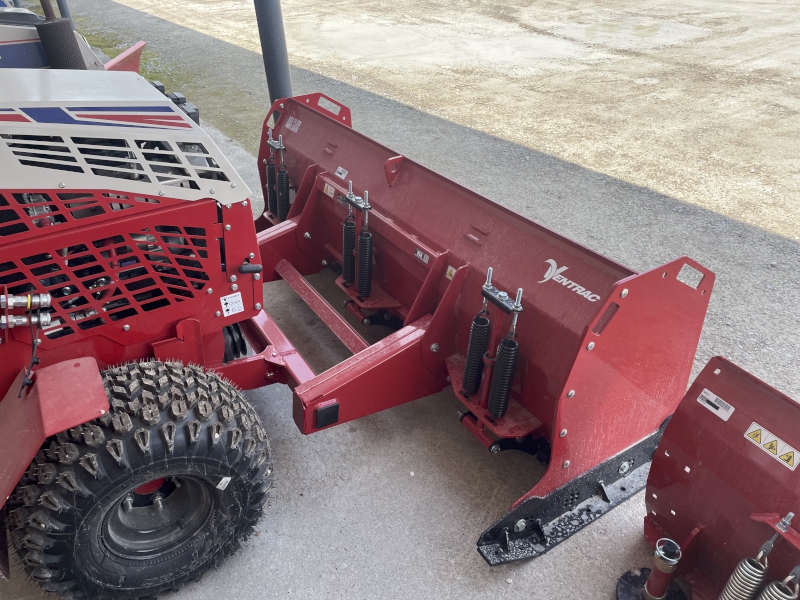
[6,360,272,600]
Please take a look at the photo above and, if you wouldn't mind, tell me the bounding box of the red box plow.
[250,93,714,564]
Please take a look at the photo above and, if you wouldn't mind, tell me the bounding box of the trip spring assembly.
[488,288,523,419]
[265,129,279,215]
[267,129,289,221]
[463,268,494,396]
[757,567,800,600]
[267,157,277,215]
[357,191,373,298]
[720,556,768,600]
[720,514,794,600]
[342,215,356,284]
[277,166,290,221]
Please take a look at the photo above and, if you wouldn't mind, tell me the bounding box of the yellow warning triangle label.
[780,451,795,467]
[764,440,779,455]
[748,429,763,444]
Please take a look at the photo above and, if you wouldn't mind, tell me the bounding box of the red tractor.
[0,2,716,598]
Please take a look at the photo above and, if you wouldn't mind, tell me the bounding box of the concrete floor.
[4,0,800,599]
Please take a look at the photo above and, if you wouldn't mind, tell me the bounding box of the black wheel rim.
[102,477,216,560]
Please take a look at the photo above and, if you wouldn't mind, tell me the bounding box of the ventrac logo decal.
[539,259,601,302]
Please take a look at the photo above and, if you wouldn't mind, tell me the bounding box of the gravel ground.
[2,1,799,599]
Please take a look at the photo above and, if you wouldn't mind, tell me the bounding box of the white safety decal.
[220,292,244,317]
[286,116,302,133]
[335,166,348,180]
[697,388,735,421]
[745,422,798,471]
[445,266,456,280]
[323,183,336,198]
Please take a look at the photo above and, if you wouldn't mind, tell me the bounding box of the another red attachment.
[644,357,800,599]
[105,41,147,73]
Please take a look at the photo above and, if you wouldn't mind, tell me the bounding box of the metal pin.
[481,267,493,312]
[363,190,370,230]
[778,512,795,532]
[510,288,523,336]
[278,134,284,162]
[346,181,355,218]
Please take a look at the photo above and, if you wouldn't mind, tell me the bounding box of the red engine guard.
[645,357,800,599]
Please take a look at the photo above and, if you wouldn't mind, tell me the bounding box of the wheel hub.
[102,476,216,559]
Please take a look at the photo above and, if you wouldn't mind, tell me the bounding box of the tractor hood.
[0,69,250,206]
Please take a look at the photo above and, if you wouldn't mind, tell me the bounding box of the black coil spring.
[342,219,356,283]
[267,159,277,215]
[357,230,373,297]
[277,166,290,222]
[462,314,490,395]
[488,336,519,419]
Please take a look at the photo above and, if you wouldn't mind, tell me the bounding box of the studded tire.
[6,360,272,600]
